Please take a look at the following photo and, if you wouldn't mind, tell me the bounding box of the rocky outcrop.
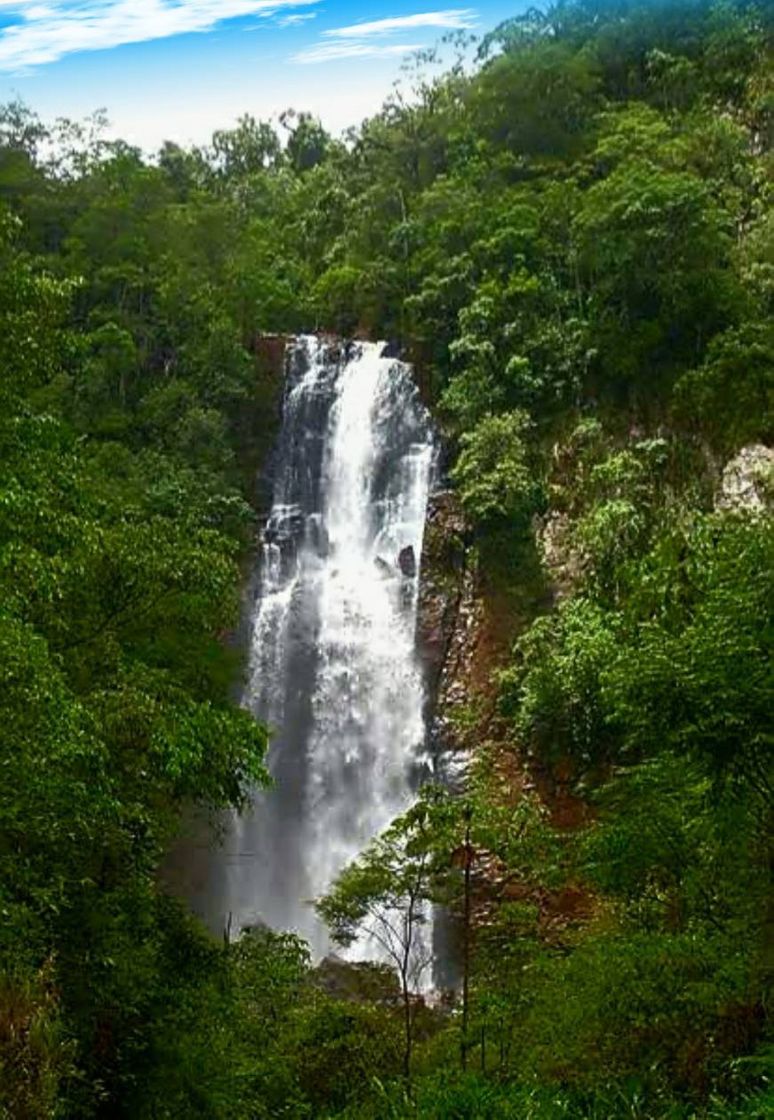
[314,956,401,1004]
[534,510,585,603]
[716,444,773,512]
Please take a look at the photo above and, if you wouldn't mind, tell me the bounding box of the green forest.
[0,0,772,1116]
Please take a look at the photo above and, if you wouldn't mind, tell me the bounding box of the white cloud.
[294,8,477,65]
[277,11,316,26]
[324,9,476,39]
[294,39,424,64]
[0,0,321,71]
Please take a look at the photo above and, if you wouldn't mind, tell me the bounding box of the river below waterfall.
[188,336,436,957]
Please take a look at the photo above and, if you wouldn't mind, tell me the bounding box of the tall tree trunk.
[402,971,412,1081]
[461,809,472,1070]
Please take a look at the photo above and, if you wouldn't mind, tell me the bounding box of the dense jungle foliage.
[0,0,772,1116]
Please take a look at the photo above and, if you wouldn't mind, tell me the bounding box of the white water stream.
[220,336,435,956]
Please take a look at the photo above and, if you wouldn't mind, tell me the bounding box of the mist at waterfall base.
[209,337,437,963]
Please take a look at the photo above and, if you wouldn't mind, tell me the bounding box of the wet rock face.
[416,491,485,774]
[717,444,773,512]
[417,491,470,701]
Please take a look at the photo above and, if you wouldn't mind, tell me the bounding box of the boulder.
[398,545,417,579]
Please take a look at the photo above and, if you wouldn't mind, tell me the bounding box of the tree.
[210,115,280,178]
[450,410,543,526]
[316,805,436,1080]
[574,156,735,393]
[280,110,330,174]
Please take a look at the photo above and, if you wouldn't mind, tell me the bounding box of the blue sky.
[0,2,522,151]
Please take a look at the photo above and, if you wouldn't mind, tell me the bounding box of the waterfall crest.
[225,336,435,954]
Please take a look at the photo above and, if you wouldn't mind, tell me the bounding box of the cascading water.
[217,336,435,956]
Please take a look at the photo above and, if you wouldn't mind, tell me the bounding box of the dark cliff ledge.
[241,335,289,509]
[162,337,289,931]
[230,335,291,655]
[252,333,288,375]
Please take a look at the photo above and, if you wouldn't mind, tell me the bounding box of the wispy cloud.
[324,10,476,40]
[293,8,476,65]
[294,40,424,64]
[0,0,321,71]
[277,11,316,27]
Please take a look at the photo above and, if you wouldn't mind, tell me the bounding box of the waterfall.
[223,336,435,956]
